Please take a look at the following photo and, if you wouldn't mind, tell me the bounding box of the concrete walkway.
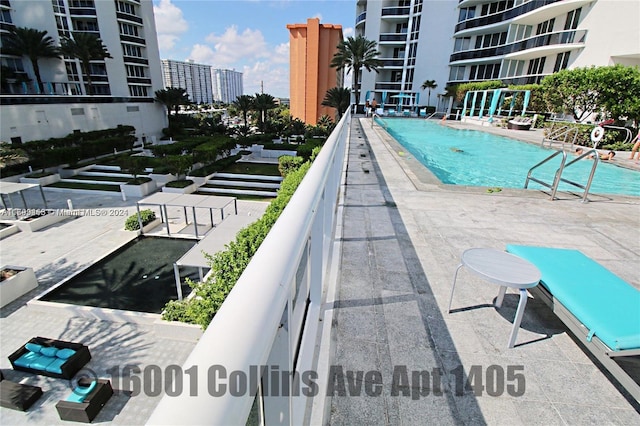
[329,117,639,424]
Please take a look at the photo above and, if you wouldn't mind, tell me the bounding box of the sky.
[152,0,356,98]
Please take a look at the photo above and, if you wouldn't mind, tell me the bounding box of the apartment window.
[2,57,24,73]
[501,60,524,78]
[129,85,148,97]
[536,18,555,35]
[408,42,418,59]
[469,63,500,80]
[413,0,422,14]
[395,22,408,34]
[481,1,514,16]
[116,1,137,15]
[70,1,95,7]
[119,22,139,36]
[65,62,80,81]
[88,63,107,75]
[126,65,146,77]
[51,0,65,14]
[564,8,581,30]
[91,85,110,95]
[454,37,470,52]
[475,32,507,49]
[553,52,570,72]
[73,19,99,32]
[393,47,405,59]
[527,57,546,75]
[458,7,475,22]
[122,43,143,57]
[391,71,403,82]
[449,66,466,81]
[0,9,12,23]
[509,24,533,43]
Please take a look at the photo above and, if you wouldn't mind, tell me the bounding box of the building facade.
[355,0,640,113]
[354,0,456,112]
[161,59,213,104]
[211,68,243,104]
[287,18,344,125]
[0,0,165,144]
[449,0,639,88]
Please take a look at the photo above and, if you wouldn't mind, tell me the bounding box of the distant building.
[161,59,213,104]
[287,18,344,125]
[0,0,165,143]
[212,69,243,104]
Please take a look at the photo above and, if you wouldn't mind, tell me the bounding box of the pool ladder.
[524,148,599,202]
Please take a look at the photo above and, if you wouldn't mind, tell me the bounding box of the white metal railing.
[147,110,351,425]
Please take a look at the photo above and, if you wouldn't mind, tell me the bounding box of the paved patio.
[328,117,639,424]
[0,189,267,424]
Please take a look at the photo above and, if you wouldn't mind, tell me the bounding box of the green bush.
[165,179,194,188]
[124,209,156,231]
[278,155,305,177]
[162,161,313,328]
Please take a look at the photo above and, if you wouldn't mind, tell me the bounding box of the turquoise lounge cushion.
[44,357,66,374]
[506,245,640,351]
[14,351,40,368]
[40,346,59,357]
[25,342,43,353]
[56,348,76,359]
[29,355,56,371]
[66,381,97,403]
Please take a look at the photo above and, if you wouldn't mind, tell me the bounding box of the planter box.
[162,183,197,194]
[139,217,162,234]
[120,180,157,198]
[15,212,68,232]
[0,223,19,239]
[59,164,95,178]
[149,173,176,187]
[20,173,61,186]
[1,266,38,308]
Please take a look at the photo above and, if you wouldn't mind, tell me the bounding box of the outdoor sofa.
[8,337,91,380]
[55,378,113,423]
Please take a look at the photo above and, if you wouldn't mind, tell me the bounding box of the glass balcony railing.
[455,0,559,32]
[379,58,405,67]
[379,33,407,43]
[381,6,411,17]
[356,12,366,26]
[449,29,587,62]
[1,81,83,96]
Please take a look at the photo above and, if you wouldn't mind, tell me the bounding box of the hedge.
[162,159,312,328]
[124,209,156,231]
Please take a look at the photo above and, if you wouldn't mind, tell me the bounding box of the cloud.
[243,62,290,98]
[153,0,188,50]
[202,26,269,66]
[343,27,354,38]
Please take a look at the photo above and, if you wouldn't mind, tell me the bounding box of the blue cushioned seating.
[24,343,43,353]
[13,351,40,369]
[29,355,56,371]
[9,337,91,380]
[506,245,640,351]
[44,357,66,374]
[65,381,97,404]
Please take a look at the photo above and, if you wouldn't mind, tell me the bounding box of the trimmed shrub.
[278,155,304,177]
[124,209,156,231]
[165,179,194,188]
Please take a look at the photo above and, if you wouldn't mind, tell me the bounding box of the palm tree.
[1,27,60,93]
[330,35,382,110]
[154,87,191,121]
[321,87,351,120]
[232,95,254,127]
[60,32,112,95]
[252,93,277,132]
[0,142,28,169]
[421,79,438,107]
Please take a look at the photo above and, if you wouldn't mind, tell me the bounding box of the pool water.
[381,119,640,197]
[41,237,202,313]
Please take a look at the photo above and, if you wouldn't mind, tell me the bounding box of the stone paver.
[329,117,640,424]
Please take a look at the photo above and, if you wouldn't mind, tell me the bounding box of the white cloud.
[202,26,269,66]
[271,42,290,65]
[343,27,354,38]
[243,62,290,98]
[153,0,188,50]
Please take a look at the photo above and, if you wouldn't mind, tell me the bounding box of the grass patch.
[47,181,121,192]
[68,174,131,182]
[218,162,280,176]
[165,179,194,188]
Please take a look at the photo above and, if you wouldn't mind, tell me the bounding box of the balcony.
[123,56,149,66]
[381,6,411,18]
[379,58,405,68]
[375,81,403,91]
[1,81,83,96]
[68,7,97,16]
[116,11,143,25]
[379,33,407,44]
[455,0,558,32]
[449,29,587,63]
[356,11,366,27]
[119,34,146,45]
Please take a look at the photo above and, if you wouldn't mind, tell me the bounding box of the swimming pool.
[41,237,201,313]
[380,118,640,197]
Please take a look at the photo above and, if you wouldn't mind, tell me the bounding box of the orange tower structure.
[287,18,343,125]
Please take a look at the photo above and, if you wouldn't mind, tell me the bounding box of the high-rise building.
[355,0,640,113]
[449,0,640,86]
[161,59,213,104]
[354,1,456,112]
[287,18,344,125]
[211,69,243,104]
[0,0,165,143]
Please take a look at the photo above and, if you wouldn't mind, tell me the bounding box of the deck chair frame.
[530,283,640,402]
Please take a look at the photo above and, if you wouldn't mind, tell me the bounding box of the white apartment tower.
[211,69,243,104]
[161,59,213,104]
[449,0,640,86]
[355,0,640,112]
[0,0,166,143]
[354,0,457,111]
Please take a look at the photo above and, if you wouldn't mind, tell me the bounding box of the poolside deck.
[326,117,639,424]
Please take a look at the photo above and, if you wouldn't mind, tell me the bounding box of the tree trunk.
[30,58,44,94]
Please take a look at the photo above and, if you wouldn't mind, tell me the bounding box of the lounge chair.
[402,109,411,117]
[387,109,397,117]
[505,245,640,402]
[507,116,533,130]
[419,109,427,117]
[55,378,113,423]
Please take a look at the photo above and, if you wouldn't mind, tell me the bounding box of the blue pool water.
[380,119,640,197]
